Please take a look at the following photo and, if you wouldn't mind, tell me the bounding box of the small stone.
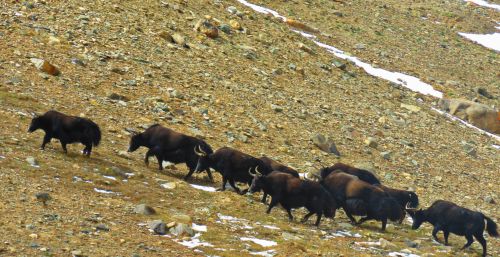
[158,31,173,42]
[71,250,84,257]
[35,192,51,205]
[30,58,60,76]
[379,238,396,249]
[229,20,241,30]
[405,239,420,248]
[117,151,131,159]
[96,224,109,231]
[298,43,315,55]
[364,137,378,148]
[281,232,301,241]
[219,24,231,34]
[270,104,283,112]
[475,87,493,99]
[148,220,167,235]
[462,142,477,157]
[26,156,39,167]
[167,222,176,228]
[435,176,443,182]
[29,233,38,239]
[134,204,156,215]
[484,196,495,204]
[401,103,421,113]
[201,21,219,39]
[169,223,194,237]
[332,60,346,70]
[160,182,177,190]
[355,43,366,50]
[380,151,391,160]
[108,93,129,101]
[227,6,238,14]
[311,133,341,156]
[172,33,186,46]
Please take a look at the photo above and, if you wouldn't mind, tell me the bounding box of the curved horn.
[255,166,262,176]
[405,202,417,211]
[194,146,203,156]
[248,167,257,177]
[197,145,207,155]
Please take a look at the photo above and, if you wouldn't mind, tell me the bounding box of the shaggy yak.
[28,110,101,156]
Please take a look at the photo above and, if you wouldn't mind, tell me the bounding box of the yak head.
[28,114,42,133]
[193,145,211,173]
[406,205,425,230]
[248,167,265,193]
[407,191,419,209]
[127,133,144,152]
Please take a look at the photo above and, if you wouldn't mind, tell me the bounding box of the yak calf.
[28,110,101,156]
[249,170,336,226]
[408,200,498,257]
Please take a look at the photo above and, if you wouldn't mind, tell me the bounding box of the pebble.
[270,104,283,112]
[172,33,186,46]
[71,250,84,257]
[134,204,156,215]
[364,137,378,148]
[148,220,167,235]
[160,182,177,190]
[35,192,51,205]
[30,58,60,76]
[26,156,39,167]
[96,224,110,231]
[380,151,391,160]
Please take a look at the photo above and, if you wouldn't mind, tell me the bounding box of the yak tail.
[87,120,101,146]
[484,215,499,237]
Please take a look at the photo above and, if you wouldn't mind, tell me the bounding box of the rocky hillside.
[0,0,498,256]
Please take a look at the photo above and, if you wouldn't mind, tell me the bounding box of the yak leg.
[156,153,164,170]
[474,233,487,257]
[60,141,68,154]
[228,178,242,194]
[342,205,357,224]
[261,193,268,203]
[266,197,279,214]
[183,167,195,181]
[314,213,323,227]
[41,133,52,150]
[84,144,92,156]
[461,234,474,250]
[432,226,442,243]
[380,218,387,231]
[285,208,293,221]
[144,149,155,166]
[206,169,214,182]
[216,177,228,191]
[301,212,315,223]
[443,230,450,246]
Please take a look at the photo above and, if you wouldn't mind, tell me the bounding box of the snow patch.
[262,225,280,230]
[459,32,500,52]
[0,155,5,159]
[93,188,116,194]
[192,223,208,232]
[236,0,286,21]
[217,213,253,229]
[249,249,277,257]
[240,237,277,247]
[177,233,214,248]
[328,230,362,238]
[464,0,500,10]
[388,252,420,257]
[190,184,217,192]
[103,175,117,181]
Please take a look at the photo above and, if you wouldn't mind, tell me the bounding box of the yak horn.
[197,145,207,155]
[194,146,203,156]
[255,166,263,176]
[249,168,257,177]
[405,203,417,211]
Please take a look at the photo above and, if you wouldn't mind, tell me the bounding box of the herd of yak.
[27,110,498,256]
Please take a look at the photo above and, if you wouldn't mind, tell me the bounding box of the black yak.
[378,185,419,223]
[248,170,336,226]
[193,147,272,194]
[408,200,498,257]
[28,110,101,156]
[258,156,299,203]
[127,124,214,181]
[319,163,381,185]
[321,172,403,231]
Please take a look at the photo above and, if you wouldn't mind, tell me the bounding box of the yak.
[319,162,381,185]
[193,147,272,194]
[378,185,419,223]
[321,172,403,231]
[408,200,498,257]
[127,124,214,181]
[248,170,336,226]
[28,110,101,156]
[258,156,299,203]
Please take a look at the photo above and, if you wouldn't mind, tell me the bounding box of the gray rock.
[172,33,186,46]
[227,6,238,14]
[475,87,493,99]
[311,133,341,156]
[134,204,156,215]
[364,137,378,148]
[170,223,195,237]
[405,239,420,248]
[26,156,39,167]
[108,93,129,101]
[484,196,495,204]
[271,104,283,112]
[355,43,366,50]
[462,142,477,157]
[332,60,346,70]
[381,151,391,160]
[219,24,231,34]
[36,192,51,205]
[96,224,110,231]
[71,250,85,257]
[149,220,167,235]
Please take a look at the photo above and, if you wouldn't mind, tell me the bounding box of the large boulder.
[438,98,500,134]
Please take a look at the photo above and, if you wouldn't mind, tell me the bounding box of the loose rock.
[134,204,156,215]
[311,133,341,156]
